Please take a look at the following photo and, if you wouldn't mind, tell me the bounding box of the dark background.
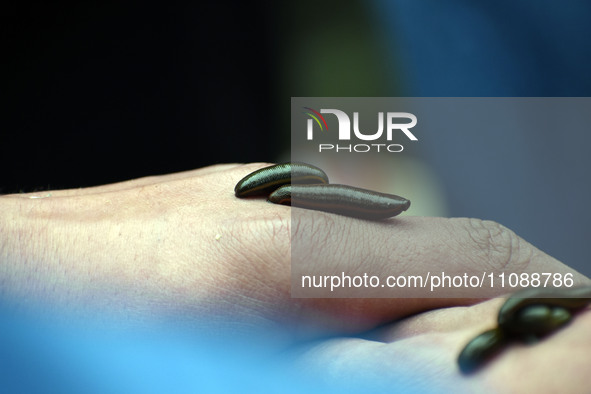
[2,3,278,193]
[2,1,396,194]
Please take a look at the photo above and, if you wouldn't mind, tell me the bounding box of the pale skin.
[1,163,590,393]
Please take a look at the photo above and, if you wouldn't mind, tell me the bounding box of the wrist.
[0,193,139,316]
[1,194,73,307]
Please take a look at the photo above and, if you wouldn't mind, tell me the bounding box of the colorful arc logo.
[303,107,328,131]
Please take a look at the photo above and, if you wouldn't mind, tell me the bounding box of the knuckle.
[461,218,531,271]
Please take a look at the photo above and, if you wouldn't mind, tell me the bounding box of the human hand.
[293,296,591,393]
[0,163,587,340]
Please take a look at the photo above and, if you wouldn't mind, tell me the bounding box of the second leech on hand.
[234,162,410,220]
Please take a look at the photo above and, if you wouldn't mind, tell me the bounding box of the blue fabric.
[0,311,323,394]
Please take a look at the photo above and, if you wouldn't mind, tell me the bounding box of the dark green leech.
[234,162,328,197]
[498,286,591,329]
[502,305,572,338]
[458,285,591,375]
[457,328,507,374]
[268,184,410,220]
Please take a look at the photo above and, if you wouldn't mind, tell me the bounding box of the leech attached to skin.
[458,285,591,375]
[497,286,591,329]
[458,328,506,375]
[234,162,329,197]
[234,162,411,220]
[268,184,410,220]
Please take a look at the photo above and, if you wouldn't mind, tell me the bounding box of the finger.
[292,334,482,393]
[290,215,590,334]
[293,307,591,393]
[374,298,504,342]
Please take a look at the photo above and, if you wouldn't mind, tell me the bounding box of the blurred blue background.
[374,0,591,96]
[371,0,591,276]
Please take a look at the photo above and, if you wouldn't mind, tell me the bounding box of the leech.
[234,162,329,197]
[235,162,410,220]
[268,184,410,220]
[458,285,591,375]
[498,286,591,328]
[457,328,506,375]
